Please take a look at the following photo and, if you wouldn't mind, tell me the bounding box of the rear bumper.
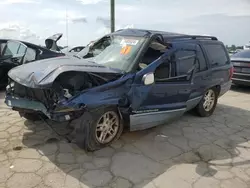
[5,95,84,121]
[232,79,250,86]
[232,72,250,86]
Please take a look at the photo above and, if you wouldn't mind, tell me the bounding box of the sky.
[0,0,250,47]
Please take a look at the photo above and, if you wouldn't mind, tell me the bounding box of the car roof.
[112,28,185,38]
[112,29,183,37]
[0,38,58,54]
[0,38,43,48]
[111,28,218,41]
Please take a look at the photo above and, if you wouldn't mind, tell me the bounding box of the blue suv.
[5,29,233,151]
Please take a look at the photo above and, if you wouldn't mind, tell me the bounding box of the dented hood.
[8,56,123,88]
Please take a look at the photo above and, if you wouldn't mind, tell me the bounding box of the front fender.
[59,73,134,110]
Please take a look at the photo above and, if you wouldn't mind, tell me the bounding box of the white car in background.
[61,46,85,54]
[243,42,250,50]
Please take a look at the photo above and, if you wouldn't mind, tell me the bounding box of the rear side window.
[175,50,196,76]
[203,44,229,67]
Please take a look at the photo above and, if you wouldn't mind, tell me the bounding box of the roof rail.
[167,35,218,41]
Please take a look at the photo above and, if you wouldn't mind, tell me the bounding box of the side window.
[138,38,168,71]
[196,45,207,72]
[203,44,228,67]
[175,50,196,76]
[17,44,27,55]
[3,41,28,57]
[154,50,197,83]
[4,42,19,56]
[154,59,170,81]
[23,48,36,63]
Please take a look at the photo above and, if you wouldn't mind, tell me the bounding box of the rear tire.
[195,88,218,117]
[75,107,124,151]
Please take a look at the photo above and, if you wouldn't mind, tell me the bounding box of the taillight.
[229,66,234,80]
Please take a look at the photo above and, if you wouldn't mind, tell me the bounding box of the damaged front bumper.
[5,95,85,122]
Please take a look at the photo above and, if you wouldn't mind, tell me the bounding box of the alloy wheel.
[203,89,215,112]
[95,111,119,144]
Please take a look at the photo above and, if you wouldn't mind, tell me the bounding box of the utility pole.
[110,0,115,33]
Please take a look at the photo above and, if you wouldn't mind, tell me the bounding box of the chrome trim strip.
[131,97,202,117]
[131,108,186,117]
[233,72,250,76]
[187,96,202,102]
[232,78,250,82]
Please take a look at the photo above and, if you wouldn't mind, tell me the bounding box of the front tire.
[195,88,218,117]
[19,112,41,121]
[75,107,124,151]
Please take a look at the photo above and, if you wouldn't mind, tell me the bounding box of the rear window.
[203,44,229,67]
[232,50,250,58]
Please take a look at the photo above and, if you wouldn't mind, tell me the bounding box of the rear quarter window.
[203,43,229,67]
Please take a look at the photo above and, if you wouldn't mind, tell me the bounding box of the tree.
[231,45,236,51]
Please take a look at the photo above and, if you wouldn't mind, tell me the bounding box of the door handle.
[179,89,190,93]
[202,74,210,80]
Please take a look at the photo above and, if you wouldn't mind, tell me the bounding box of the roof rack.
[114,29,218,40]
[166,35,218,41]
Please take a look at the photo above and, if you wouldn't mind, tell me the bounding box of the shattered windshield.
[85,35,145,72]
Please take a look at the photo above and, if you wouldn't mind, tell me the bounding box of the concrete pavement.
[1,86,250,188]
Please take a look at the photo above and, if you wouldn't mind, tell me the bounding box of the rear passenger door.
[186,44,211,110]
[202,42,231,93]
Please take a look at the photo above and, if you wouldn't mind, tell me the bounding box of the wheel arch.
[214,85,221,96]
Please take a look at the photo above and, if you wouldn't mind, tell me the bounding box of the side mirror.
[142,72,155,85]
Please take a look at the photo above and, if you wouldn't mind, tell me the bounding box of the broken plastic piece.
[65,115,70,120]
[63,89,72,98]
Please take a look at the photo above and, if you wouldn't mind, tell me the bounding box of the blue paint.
[5,29,233,131]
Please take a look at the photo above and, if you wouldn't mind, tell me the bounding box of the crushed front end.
[5,78,85,122]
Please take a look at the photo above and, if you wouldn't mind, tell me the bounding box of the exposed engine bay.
[7,71,121,110]
[53,71,110,98]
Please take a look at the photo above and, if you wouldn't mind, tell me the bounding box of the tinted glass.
[175,50,196,75]
[203,44,228,67]
[196,45,207,71]
[232,50,250,58]
[4,41,19,56]
[155,61,170,80]
[23,48,36,63]
[17,44,27,55]
[0,42,6,56]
